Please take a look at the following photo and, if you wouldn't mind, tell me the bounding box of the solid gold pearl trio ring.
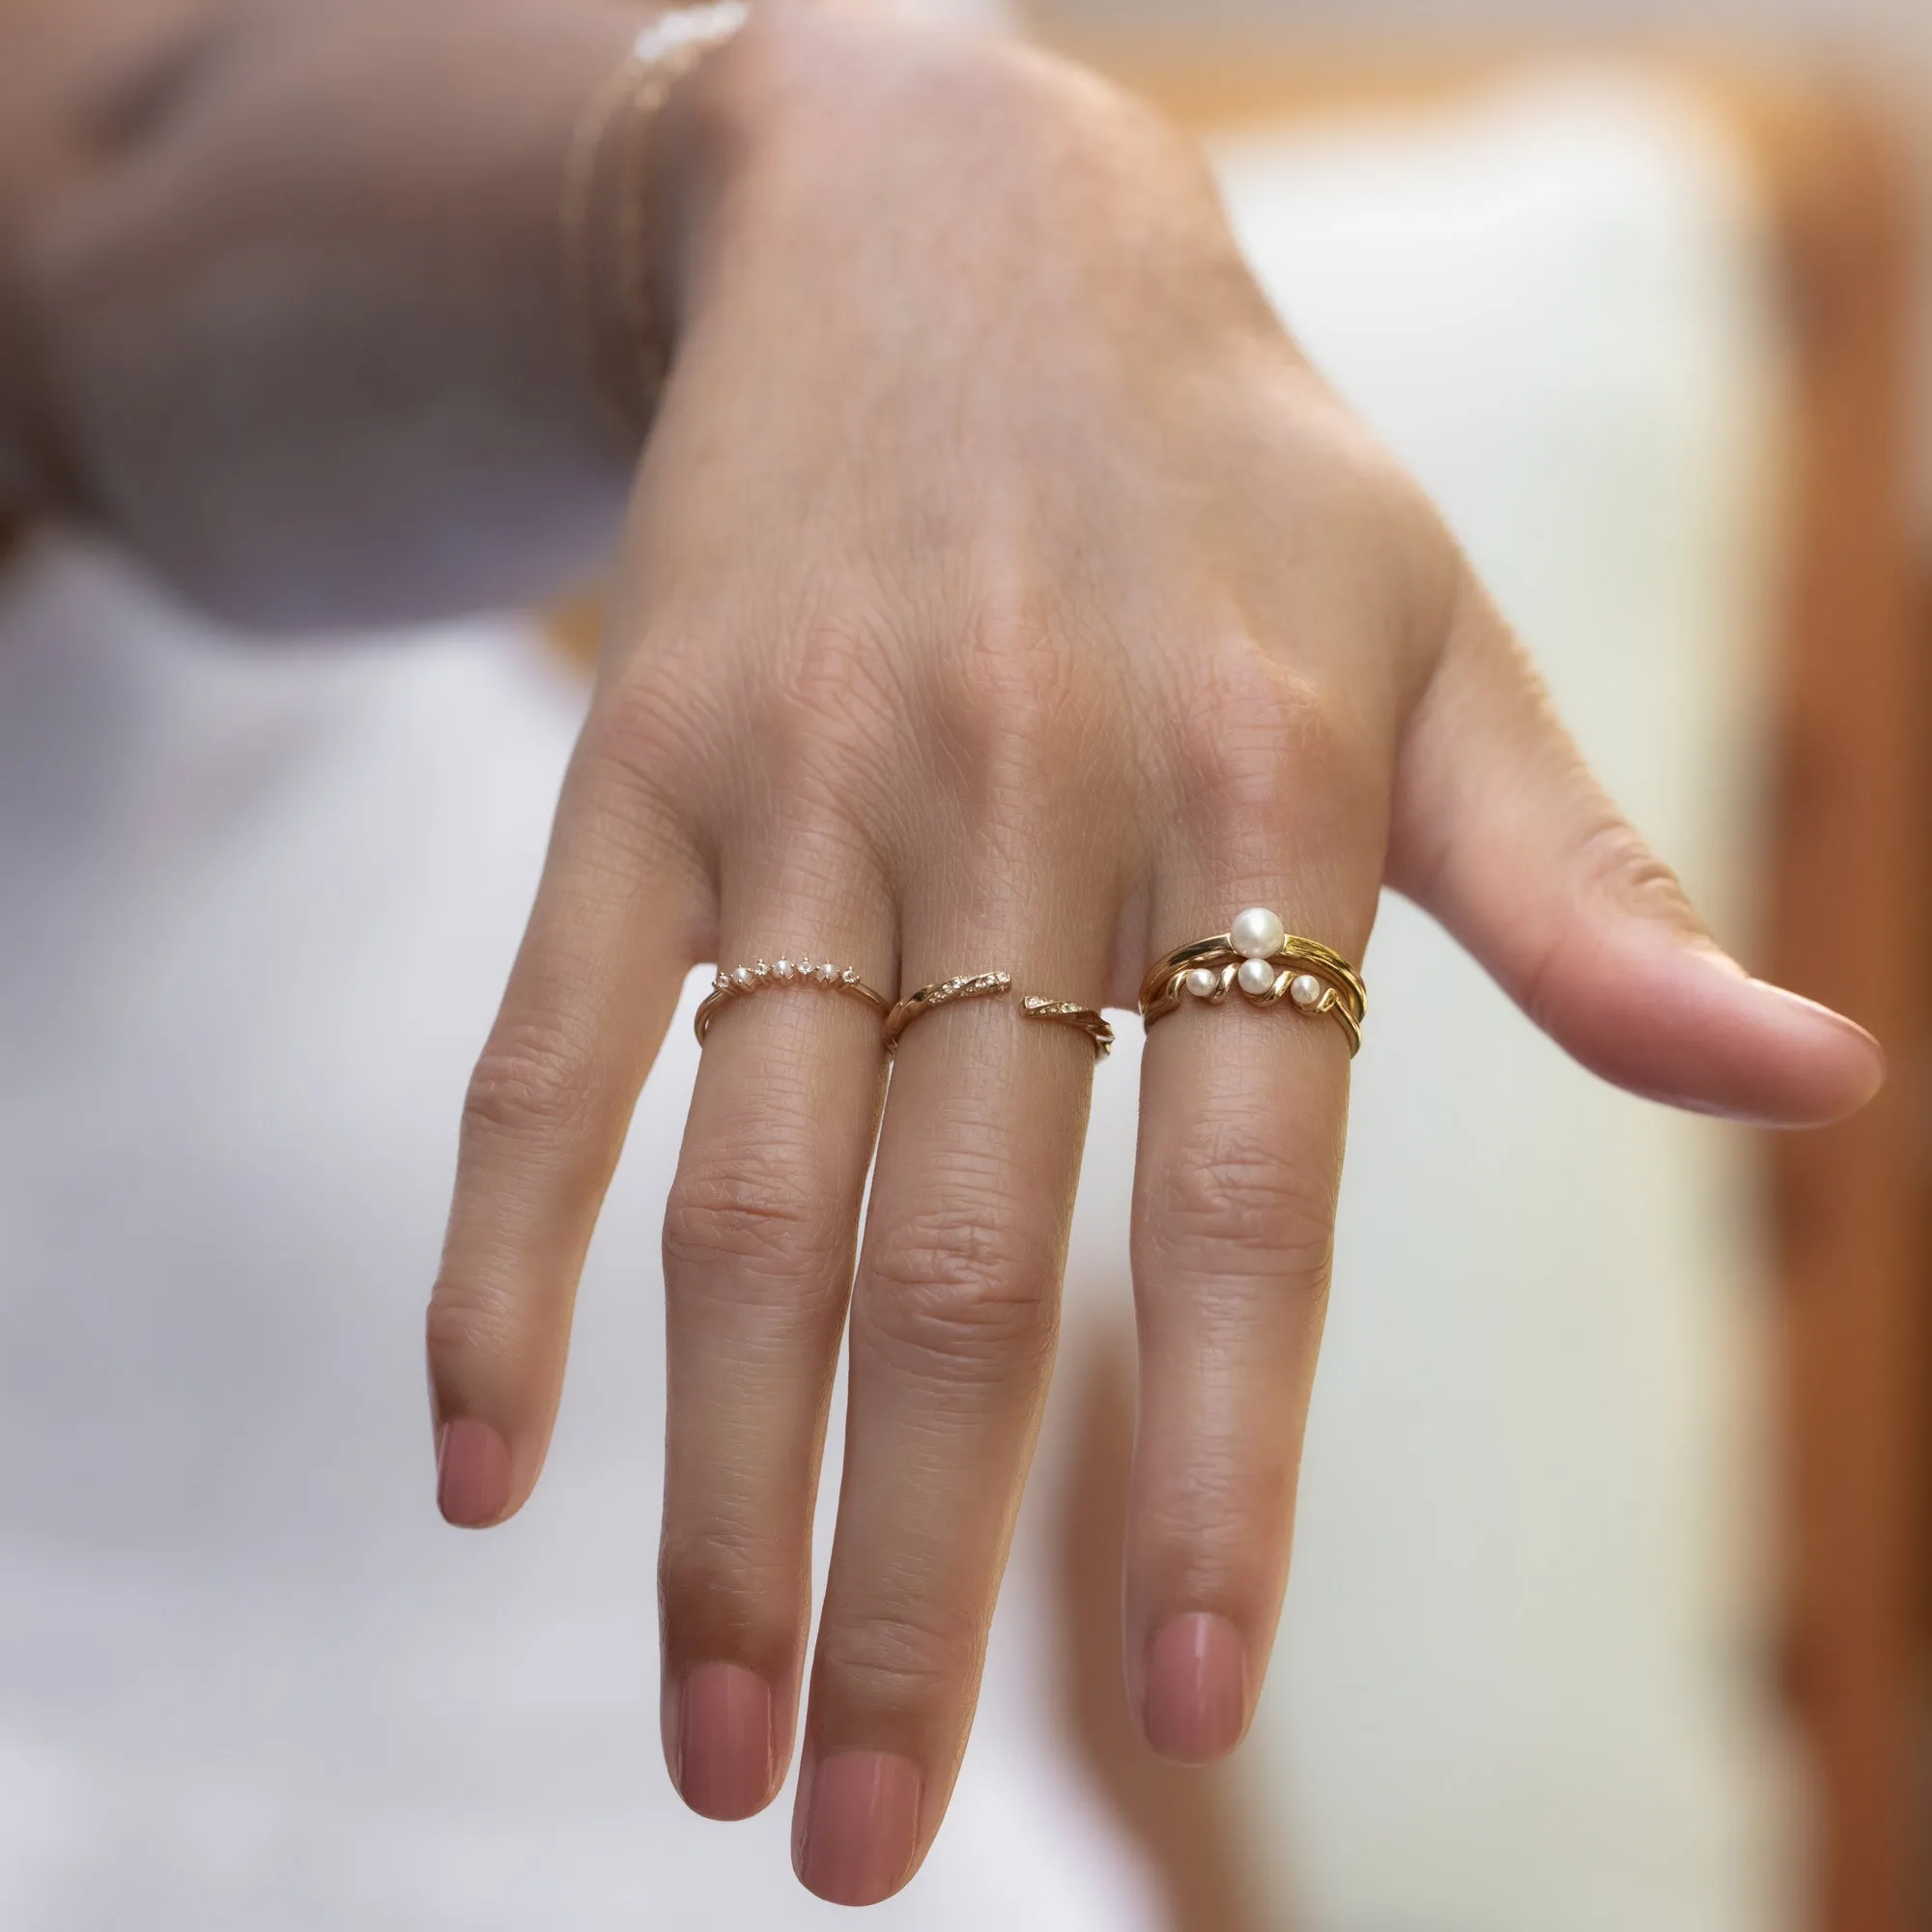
[1138,906,1365,1054]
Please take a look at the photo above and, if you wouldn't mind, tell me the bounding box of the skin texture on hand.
[421,2,1884,1909]
[2,0,1883,1911]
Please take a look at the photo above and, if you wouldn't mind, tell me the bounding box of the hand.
[426,6,1884,1907]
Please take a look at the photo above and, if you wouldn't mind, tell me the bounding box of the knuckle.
[1142,1122,1334,1289]
[423,1284,517,1366]
[758,619,904,810]
[1170,642,1353,820]
[461,1016,595,1146]
[662,1145,847,1293]
[659,1520,796,1616]
[861,1196,1059,1378]
[812,1603,985,1711]
[581,656,707,802]
[925,623,1094,808]
[1574,816,1697,926]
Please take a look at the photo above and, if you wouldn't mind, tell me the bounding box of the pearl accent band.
[693,954,891,1046]
[1139,907,1365,1054]
[884,973,1114,1060]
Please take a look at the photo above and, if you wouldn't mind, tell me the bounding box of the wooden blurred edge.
[1013,32,1930,1932]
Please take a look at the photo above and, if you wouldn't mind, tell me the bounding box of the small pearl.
[730,966,753,989]
[1289,973,1324,1009]
[1231,906,1286,960]
[1184,966,1219,999]
[1236,956,1277,997]
[817,962,839,984]
[773,957,795,981]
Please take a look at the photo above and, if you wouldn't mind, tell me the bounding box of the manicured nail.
[677,1663,775,1820]
[1143,1612,1248,1762]
[435,1418,511,1527]
[1678,944,1889,1122]
[796,1751,923,1906]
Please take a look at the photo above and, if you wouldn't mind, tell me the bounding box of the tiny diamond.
[841,968,859,983]
[753,959,770,980]
[797,957,813,977]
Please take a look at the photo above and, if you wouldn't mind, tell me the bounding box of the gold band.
[694,954,891,1047]
[1139,907,1365,1055]
[884,973,1114,1061]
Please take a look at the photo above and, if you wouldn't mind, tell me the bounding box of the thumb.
[1387,579,1884,1127]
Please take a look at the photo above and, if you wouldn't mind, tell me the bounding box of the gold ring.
[694,953,891,1046]
[1138,906,1365,1055]
[884,972,1114,1061]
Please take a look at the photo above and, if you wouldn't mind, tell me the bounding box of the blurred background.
[1,1,1926,1930]
[991,3,1929,1930]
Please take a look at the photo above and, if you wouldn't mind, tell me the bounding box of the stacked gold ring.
[1139,906,1365,1055]
[694,954,891,1046]
[885,972,1114,1061]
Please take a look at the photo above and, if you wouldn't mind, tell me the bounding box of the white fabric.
[0,550,1155,1930]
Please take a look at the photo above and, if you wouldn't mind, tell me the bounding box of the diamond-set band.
[883,973,1114,1060]
[692,954,891,1045]
[1138,906,1365,1054]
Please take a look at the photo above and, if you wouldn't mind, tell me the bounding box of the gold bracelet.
[561,5,750,438]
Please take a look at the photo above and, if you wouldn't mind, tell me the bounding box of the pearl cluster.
[1183,907,1327,1010]
[714,956,863,994]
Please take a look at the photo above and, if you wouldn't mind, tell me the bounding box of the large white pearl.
[1184,966,1219,999]
[1236,956,1277,997]
[1231,906,1286,959]
[1288,972,1324,1009]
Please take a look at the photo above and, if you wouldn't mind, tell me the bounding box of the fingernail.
[677,1663,775,1820]
[1143,1612,1249,1762]
[435,1418,511,1527]
[796,1751,923,1906]
[1683,944,1889,1120]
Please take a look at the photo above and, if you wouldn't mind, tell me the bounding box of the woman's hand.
[423,5,1884,1908]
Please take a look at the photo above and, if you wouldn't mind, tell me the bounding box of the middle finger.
[791,844,1117,1907]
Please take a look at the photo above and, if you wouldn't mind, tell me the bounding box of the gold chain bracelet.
[561,5,751,438]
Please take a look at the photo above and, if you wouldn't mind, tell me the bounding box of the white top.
[0,539,1154,1930]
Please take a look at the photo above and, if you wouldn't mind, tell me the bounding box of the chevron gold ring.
[884,973,1114,1061]
[1139,907,1365,1055]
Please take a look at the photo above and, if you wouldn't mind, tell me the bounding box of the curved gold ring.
[694,953,891,1047]
[884,973,1114,1061]
[1138,907,1365,1055]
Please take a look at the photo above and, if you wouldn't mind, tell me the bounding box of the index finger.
[427,734,704,1526]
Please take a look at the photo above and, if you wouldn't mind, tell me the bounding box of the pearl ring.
[1138,907,1365,1054]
